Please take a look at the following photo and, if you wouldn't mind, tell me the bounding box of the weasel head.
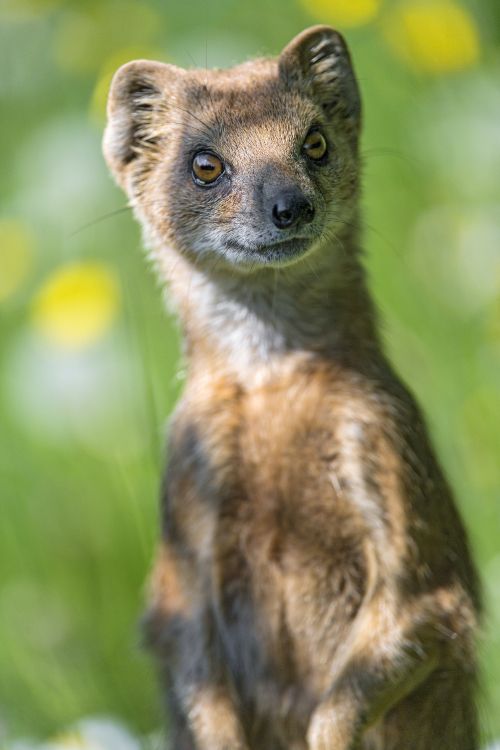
[103,26,362,274]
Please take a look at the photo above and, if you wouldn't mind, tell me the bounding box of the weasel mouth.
[224,237,313,263]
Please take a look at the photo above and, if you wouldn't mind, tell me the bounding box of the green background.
[1,0,499,744]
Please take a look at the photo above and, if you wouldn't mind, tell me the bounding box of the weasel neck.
[157,226,383,383]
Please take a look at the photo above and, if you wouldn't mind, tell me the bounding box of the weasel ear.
[279,26,361,134]
[103,59,183,189]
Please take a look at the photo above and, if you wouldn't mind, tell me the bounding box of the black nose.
[271,191,315,230]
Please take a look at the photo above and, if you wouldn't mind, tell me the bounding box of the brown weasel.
[103,25,481,750]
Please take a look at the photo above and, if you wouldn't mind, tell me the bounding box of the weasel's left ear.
[279,26,361,135]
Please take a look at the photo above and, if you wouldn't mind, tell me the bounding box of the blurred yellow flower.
[298,0,382,27]
[383,1,480,74]
[32,262,120,349]
[0,219,35,303]
[52,732,87,749]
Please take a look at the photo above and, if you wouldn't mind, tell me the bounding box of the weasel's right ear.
[279,26,361,137]
[103,60,183,190]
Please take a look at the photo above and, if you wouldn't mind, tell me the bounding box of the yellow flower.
[51,732,88,749]
[0,219,35,302]
[298,0,382,27]
[383,1,480,74]
[32,262,120,349]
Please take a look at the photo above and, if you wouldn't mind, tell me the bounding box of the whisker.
[69,205,132,237]
[166,119,215,138]
[323,209,404,261]
[183,49,199,69]
[321,225,348,258]
[170,103,218,136]
[362,146,413,162]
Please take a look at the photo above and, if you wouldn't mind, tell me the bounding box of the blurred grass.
[0,0,499,744]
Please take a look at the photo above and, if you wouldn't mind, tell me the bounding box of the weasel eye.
[302,130,328,162]
[192,151,224,185]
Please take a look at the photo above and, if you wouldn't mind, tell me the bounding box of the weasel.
[103,26,481,750]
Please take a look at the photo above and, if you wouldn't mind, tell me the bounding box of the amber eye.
[302,130,328,162]
[192,151,224,185]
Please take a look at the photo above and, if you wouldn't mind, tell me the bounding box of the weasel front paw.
[307,702,360,750]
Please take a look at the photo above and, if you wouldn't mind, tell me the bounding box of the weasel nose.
[271,191,315,230]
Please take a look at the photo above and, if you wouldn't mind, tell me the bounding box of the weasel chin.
[221,236,317,268]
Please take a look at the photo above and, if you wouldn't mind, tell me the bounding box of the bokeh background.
[1,0,500,747]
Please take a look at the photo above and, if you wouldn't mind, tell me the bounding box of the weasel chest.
[205,382,369,696]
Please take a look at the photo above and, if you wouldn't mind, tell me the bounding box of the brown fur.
[103,26,481,750]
